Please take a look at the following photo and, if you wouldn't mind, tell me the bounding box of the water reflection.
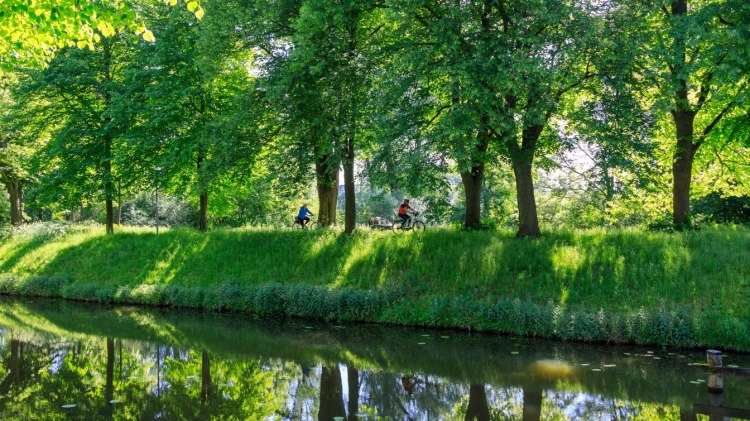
[0,298,748,420]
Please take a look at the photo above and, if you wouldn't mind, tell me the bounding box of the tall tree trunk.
[199,191,208,232]
[461,169,484,229]
[461,118,490,229]
[117,182,122,226]
[103,134,114,234]
[316,156,339,227]
[4,179,23,225]
[522,387,543,421]
[672,111,697,225]
[347,367,359,421]
[512,155,540,238]
[344,137,356,233]
[510,123,542,238]
[197,155,208,232]
[102,38,115,235]
[105,198,114,235]
[669,0,696,227]
[465,383,490,421]
[318,365,346,421]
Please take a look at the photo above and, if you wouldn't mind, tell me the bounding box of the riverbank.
[1,223,748,350]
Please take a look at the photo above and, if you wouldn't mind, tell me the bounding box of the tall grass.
[0,224,748,349]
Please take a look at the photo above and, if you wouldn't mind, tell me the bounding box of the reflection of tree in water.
[0,329,714,420]
[0,337,290,420]
[542,391,680,420]
[285,362,319,419]
[358,371,465,420]
[319,364,346,420]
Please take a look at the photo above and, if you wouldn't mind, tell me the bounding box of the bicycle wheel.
[392,220,404,233]
[291,220,303,229]
[413,221,426,232]
[308,221,319,229]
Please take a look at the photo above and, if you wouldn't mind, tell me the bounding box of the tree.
[263,0,387,232]
[125,0,254,232]
[19,32,136,234]
[0,77,28,225]
[386,0,603,235]
[628,0,750,226]
[0,0,203,70]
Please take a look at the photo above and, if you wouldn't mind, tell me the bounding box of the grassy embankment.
[0,224,748,350]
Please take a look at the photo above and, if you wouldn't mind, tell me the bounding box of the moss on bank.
[0,224,749,350]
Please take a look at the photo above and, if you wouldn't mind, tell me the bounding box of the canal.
[0,298,748,420]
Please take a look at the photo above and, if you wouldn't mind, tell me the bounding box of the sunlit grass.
[0,223,749,348]
[1,224,748,317]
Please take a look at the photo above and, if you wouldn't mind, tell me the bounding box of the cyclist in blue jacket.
[297,204,313,228]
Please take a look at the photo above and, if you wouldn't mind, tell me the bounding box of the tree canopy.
[2,0,749,234]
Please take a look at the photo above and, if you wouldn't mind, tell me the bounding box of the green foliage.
[0,0,203,70]
[693,193,750,225]
[121,192,197,228]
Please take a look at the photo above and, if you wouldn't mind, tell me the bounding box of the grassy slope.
[1,225,749,348]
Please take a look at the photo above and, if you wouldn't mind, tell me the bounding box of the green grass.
[1,224,749,350]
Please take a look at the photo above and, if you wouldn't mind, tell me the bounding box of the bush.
[121,192,198,228]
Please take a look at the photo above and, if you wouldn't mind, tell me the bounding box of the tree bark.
[103,133,114,234]
[344,137,356,233]
[197,155,208,232]
[102,38,115,235]
[199,191,208,232]
[461,168,484,229]
[105,199,114,235]
[669,0,696,227]
[319,365,346,421]
[117,182,122,226]
[465,383,490,421]
[316,157,339,227]
[672,111,697,225]
[4,179,23,225]
[512,155,541,238]
[510,124,542,238]
[461,118,490,229]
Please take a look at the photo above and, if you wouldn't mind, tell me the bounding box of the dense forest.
[1,0,749,237]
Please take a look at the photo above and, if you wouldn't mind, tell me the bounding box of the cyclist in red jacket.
[398,199,413,225]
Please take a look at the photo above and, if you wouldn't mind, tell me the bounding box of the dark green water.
[0,298,748,420]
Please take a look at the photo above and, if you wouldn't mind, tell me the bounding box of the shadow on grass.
[31,228,361,289]
[9,226,749,320]
[0,237,56,273]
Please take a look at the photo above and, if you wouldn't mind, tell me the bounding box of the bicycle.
[392,211,426,233]
[291,216,318,229]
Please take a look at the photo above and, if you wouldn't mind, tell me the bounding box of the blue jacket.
[298,207,313,219]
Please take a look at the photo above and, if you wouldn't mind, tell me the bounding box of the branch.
[718,15,735,27]
[699,100,735,143]
[554,62,594,102]
[696,55,727,111]
[424,104,451,128]
[366,23,386,42]
[660,5,671,18]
